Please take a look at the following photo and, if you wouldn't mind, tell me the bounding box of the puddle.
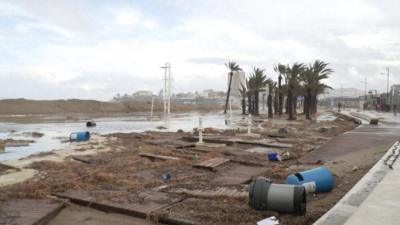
[0,113,244,162]
[317,113,337,122]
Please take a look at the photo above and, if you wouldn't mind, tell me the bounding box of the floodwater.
[0,113,244,161]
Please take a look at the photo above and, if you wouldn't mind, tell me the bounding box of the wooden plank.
[54,190,183,219]
[193,157,230,171]
[139,153,181,161]
[213,165,269,185]
[0,199,64,225]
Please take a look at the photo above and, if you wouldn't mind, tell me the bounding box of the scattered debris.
[352,165,359,172]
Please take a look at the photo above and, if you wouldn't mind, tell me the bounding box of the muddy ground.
[0,113,375,225]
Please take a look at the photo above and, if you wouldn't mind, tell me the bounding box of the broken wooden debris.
[139,153,181,161]
[193,157,230,171]
[54,190,183,219]
[0,199,64,225]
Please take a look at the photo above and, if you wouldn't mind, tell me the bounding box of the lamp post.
[381,68,390,111]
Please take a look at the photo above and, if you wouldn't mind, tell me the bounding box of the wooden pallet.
[0,199,64,225]
[193,157,230,171]
[213,165,269,185]
[54,190,183,219]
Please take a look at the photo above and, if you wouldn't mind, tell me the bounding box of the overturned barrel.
[249,177,306,214]
[70,131,90,142]
[286,167,334,193]
[86,121,96,127]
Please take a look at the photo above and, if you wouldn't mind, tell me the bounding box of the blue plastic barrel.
[268,152,279,161]
[286,167,334,192]
[69,131,90,142]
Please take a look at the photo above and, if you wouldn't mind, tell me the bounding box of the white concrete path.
[314,142,400,225]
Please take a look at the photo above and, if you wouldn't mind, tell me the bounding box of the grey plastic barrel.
[249,177,306,214]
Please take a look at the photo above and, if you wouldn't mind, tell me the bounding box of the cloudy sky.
[0,0,399,100]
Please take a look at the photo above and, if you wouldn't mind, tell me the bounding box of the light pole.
[381,67,390,111]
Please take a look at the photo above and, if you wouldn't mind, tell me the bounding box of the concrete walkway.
[313,119,400,225]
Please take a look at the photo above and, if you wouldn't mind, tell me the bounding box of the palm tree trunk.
[268,94,273,118]
[255,91,259,115]
[224,73,233,114]
[312,94,318,114]
[288,90,295,120]
[279,93,283,115]
[248,94,252,114]
[305,88,311,120]
[285,97,289,114]
[293,95,298,115]
[274,89,279,115]
[241,96,246,115]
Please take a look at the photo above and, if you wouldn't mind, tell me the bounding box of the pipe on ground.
[249,177,306,214]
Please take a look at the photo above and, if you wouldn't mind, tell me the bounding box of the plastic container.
[69,131,91,142]
[268,152,279,161]
[86,121,96,127]
[249,177,306,214]
[286,167,334,193]
[161,173,171,180]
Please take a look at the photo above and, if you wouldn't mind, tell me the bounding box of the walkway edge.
[313,141,398,225]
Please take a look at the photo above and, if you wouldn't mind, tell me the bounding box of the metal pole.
[247,114,252,134]
[198,117,203,144]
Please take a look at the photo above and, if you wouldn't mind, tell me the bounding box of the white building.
[228,71,246,97]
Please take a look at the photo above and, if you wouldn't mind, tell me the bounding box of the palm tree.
[300,67,313,119]
[310,60,333,114]
[285,63,305,120]
[266,78,275,118]
[274,64,287,115]
[239,84,247,115]
[274,84,279,115]
[253,68,267,115]
[300,60,333,119]
[224,62,242,114]
[247,68,267,115]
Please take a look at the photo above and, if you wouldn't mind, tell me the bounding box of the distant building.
[199,89,225,99]
[228,71,246,97]
[132,90,153,97]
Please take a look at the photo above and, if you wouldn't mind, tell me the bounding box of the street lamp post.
[381,68,390,111]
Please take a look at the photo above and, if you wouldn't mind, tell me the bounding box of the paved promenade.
[314,111,400,225]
